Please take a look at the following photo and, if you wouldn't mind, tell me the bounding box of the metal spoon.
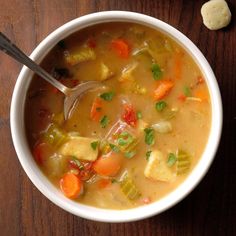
[0,32,102,119]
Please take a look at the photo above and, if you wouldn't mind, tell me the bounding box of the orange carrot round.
[93,153,122,177]
[153,79,174,101]
[111,39,130,58]
[60,173,83,199]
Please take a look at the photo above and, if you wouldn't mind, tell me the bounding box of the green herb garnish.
[137,111,142,119]
[100,91,115,101]
[109,143,120,153]
[144,128,155,145]
[146,150,152,160]
[151,63,162,80]
[183,86,192,97]
[167,153,177,167]
[124,151,136,159]
[91,141,99,150]
[100,115,109,128]
[117,132,134,146]
[155,101,167,112]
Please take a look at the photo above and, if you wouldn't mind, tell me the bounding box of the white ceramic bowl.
[10,11,222,222]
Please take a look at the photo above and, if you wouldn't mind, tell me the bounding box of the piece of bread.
[144,150,173,182]
[201,0,231,30]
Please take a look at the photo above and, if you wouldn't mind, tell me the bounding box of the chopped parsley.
[100,115,109,128]
[137,111,142,119]
[146,150,152,160]
[124,151,136,159]
[144,128,155,145]
[167,153,177,167]
[183,86,192,97]
[100,91,115,101]
[91,141,99,150]
[151,63,162,80]
[155,101,167,112]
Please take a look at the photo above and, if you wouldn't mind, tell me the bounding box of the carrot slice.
[60,173,83,199]
[33,142,53,165]
[93,152,122,177]
[90,97,103,121]
[111,39,130,58]
[153,80,174,101]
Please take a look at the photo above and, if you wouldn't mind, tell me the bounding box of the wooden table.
[0,0,235,235]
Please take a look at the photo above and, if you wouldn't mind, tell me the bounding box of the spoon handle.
[0,32,69,95]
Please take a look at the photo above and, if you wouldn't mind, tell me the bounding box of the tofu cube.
[144,150,173,182]
[59,136,99,161]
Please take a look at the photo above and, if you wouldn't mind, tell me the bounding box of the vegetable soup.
[25,23,211,209]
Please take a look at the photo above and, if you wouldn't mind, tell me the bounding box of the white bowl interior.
[10,11,222,222]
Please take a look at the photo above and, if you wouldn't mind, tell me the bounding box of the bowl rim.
[10,11,222,222]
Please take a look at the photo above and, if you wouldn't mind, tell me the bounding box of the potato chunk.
[201,0,231,30]
[59,137,99,161]
[144,150,173,182]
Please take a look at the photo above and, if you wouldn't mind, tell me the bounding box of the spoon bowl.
[0,32,102,119]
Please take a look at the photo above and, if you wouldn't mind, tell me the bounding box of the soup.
[25,23,211,209]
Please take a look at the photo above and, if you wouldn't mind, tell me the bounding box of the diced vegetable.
[131,82,147,95]
[100,63,113,81]
[152,121,172,134]
[90,97,103,122]
[100,115,109,128]
[65,47,96,66]
[120,172,141,200]
[144,127,155,145]
[193,86,209,102]
[111,39,130,58]
[116,131,138,153]
[59,136,99,161]
[122,104,137,127]
[167,153,177,167]
[177,150,191,175]
[155,101,167,112]
[93,152,122,176]
[100,91,115,101]
[144,150,174,182]
[44,124,67,147]
[33,142,54,165]
[60,173,83,199]
[153,80,174,101]
[151,63,163,80]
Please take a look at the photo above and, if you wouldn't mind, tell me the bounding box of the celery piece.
[177,150,191,175]
[65,47,96,66]
[120,173,141,200]
[44,124,67,147]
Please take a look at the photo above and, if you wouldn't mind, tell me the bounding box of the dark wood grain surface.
[0,0,235,235]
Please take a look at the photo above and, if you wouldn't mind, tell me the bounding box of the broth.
[25,23,211,209]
